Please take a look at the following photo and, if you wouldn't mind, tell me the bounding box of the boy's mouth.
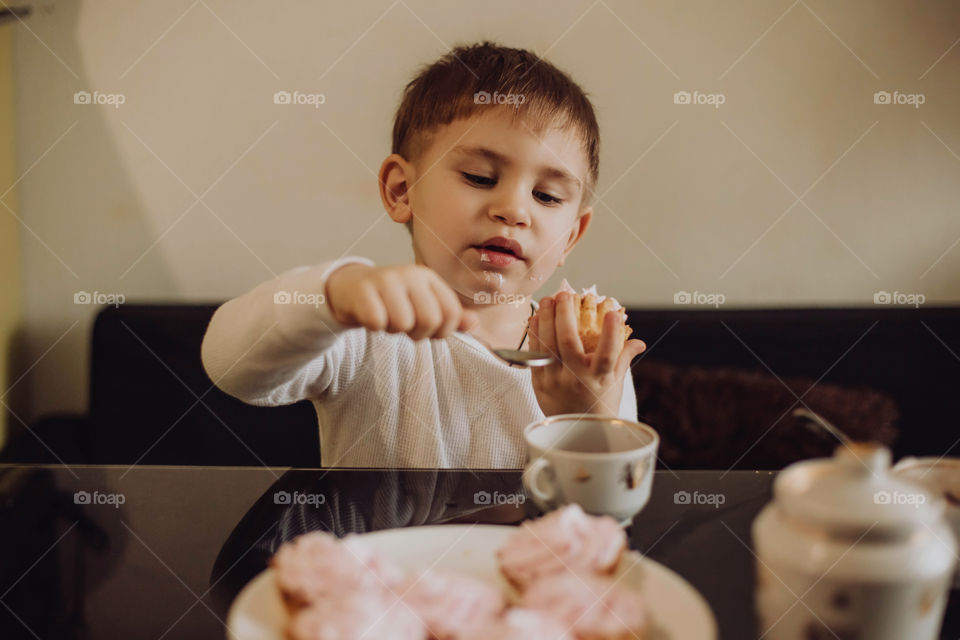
[471,236,526,261]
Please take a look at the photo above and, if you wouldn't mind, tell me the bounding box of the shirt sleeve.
[200,256,374,406]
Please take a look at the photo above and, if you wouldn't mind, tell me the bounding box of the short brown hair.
[391,41,600,204]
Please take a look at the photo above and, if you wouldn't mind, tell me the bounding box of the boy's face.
[381,108,593,307]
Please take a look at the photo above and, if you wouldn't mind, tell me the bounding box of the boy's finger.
[616,339,647,378]
[379,280,416,333]
[429,280,463,338]
[591,311,622,376]
[537,297,558,360]
[555,292,585,361]
[352,285,387,330]
[407,283,443,340]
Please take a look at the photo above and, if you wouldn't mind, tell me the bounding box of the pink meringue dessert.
[496,504,627,591]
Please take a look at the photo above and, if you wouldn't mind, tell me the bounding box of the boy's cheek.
[536,246,564,270]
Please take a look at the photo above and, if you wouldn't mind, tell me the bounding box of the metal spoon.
[468,334,555,367]
[791,408,852,445]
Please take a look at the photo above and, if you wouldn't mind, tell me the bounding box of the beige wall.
[9,0,960,421]
[1,20,22,447]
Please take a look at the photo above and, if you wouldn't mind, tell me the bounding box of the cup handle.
[524,457,557,507]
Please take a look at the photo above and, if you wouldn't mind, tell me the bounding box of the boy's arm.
[201,257,373,406]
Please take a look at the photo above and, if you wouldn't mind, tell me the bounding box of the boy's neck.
[466,300,534,349]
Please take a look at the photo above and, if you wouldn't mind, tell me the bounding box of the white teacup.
[522,414,659,525]
[893,456,960,587]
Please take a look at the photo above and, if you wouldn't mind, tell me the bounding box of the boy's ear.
[557,207,592,267]
[379,153,414,224]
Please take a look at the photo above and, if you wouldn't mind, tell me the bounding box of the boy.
[201,42,647,468]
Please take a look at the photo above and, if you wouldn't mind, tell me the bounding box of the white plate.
[226,524,718,640]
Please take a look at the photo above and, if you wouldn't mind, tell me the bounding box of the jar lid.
[775,443,945,538]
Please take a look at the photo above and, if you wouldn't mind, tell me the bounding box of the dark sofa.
[4,304,959,469]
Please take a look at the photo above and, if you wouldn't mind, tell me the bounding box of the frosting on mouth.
[480,270,504,289]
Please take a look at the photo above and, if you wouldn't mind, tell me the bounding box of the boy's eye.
[462,172,563,206]
[462,172,496,186]
[535,191,563,205]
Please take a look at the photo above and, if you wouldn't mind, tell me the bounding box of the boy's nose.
[489,193,530,228]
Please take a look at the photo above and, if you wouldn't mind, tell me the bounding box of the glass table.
[0,465,956,639]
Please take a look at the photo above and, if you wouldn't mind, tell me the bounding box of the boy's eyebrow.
[451,145,582,192]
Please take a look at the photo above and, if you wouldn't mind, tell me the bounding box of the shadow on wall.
[7,0,178,439]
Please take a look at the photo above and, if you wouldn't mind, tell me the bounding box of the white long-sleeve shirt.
[201,257,638,468]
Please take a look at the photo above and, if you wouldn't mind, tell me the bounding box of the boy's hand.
[529,292,646,416]
[324,263,477,340]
